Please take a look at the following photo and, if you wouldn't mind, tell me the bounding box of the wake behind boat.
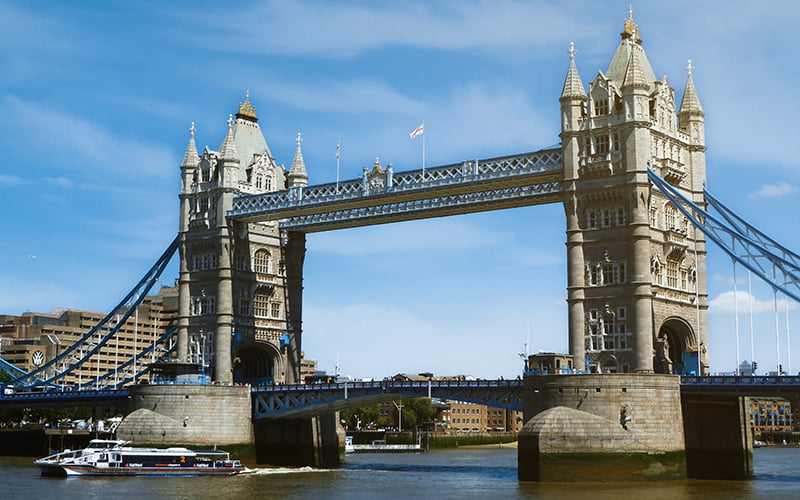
[35,439,247,477]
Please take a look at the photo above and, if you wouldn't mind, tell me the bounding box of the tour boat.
[35,439,247,477]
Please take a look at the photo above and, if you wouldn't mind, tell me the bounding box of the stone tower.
[176,94,305,385]
[561,10,708,374]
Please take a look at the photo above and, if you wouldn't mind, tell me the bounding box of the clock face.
[31,350,45,366]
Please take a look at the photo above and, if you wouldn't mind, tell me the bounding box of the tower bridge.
[2,9,799,480]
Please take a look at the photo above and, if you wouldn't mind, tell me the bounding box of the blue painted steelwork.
[0,356,32,379]
[228,149,563,231]
[681,375,800,395]
[649,167,800,303]
[251,379,523,420]
[0,388,129,406]
[8,237,179,390]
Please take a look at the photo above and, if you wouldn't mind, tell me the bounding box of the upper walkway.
[228,148,563,231]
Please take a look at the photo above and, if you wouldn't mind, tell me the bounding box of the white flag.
[409,123,424,139]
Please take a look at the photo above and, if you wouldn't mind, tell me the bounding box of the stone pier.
[253,413,345,467]
[116,384,252,445]
[518,374,686,481]
[681,394,753,479]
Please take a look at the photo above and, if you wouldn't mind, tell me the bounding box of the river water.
[1,447,798,499]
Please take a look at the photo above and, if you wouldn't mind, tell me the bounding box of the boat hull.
[37,462,246,477]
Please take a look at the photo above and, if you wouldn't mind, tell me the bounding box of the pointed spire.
[621,43,649,90]
[218,114,239,161]
[679,60,704,116]
[287,132,308,187]
[560,42,587,101]
[181,122,199,168]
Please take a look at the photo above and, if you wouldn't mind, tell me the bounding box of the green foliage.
[0,370,11,383]
[341,404,381,429]
[392,398,436,429]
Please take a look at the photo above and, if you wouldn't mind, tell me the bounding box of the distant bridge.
[5,376,800,419]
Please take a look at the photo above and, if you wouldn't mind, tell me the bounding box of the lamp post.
[393,401,404,432]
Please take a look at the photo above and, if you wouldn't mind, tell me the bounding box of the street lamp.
[393,401,404,432]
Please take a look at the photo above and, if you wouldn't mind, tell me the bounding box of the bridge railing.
[681,375,800,385]
[229,148,562,218]
[251,378,523,394]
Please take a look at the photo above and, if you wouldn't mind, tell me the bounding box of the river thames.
[1,446,798,499]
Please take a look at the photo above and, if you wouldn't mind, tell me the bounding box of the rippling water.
[2,447,799,499]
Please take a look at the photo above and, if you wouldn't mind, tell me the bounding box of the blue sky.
[2,1,800,379]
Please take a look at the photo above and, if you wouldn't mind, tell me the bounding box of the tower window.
[594,99,609,116]
[665,204,676,230]
[666,260,679,288]
[254,293,269,318]
[239,298,251,316]
[595,135,610,154]
[254,249,271,274]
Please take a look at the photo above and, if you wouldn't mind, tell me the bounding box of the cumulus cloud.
[709,289,795,314]
[749,182,795,199]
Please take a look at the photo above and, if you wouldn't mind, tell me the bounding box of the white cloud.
[180,1,595,59]
[308,217,506,257]
[43,177,74,189]
[709,289,795,314]
[0,95,176,180]
[260,79,424,116]
[749,182,795,199]
[0,174,24,186]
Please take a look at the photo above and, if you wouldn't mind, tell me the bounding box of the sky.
[2,0,800,379]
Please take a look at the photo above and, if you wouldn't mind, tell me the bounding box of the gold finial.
[373,157,382,172]
[237,90,257,120]
[623,5,639,39]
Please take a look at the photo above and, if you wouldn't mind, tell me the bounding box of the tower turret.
[287,133,309,188]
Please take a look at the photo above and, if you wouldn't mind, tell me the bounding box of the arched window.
[664,204,676,230]
[254,249,271,274]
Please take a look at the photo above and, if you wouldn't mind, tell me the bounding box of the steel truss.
[648,167,800,303]
[251,379,523,420]
[9,237,180,390]
[228,149,563,230]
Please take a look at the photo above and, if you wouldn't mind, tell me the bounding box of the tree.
[341,404,381,430]
[391,398,437,429]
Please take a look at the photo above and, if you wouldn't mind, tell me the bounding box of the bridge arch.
[655,317,694,375]
[233,341,283,386]
[599,354,620,373]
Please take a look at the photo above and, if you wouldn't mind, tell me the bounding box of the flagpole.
[422,121,426,179]
[336,139,341,194]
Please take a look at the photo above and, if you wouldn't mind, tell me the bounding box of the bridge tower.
[561,11,708,374]
[176,95,305,385]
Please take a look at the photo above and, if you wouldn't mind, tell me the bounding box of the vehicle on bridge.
[35,439,247,477]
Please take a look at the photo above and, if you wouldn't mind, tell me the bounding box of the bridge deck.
[5,376,800,417]
[228,149,563,231]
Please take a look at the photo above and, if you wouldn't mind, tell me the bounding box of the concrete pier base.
[518,374,686,481]
[254,413,345,467]
[117,384,252,445]
[681,395,753,479]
